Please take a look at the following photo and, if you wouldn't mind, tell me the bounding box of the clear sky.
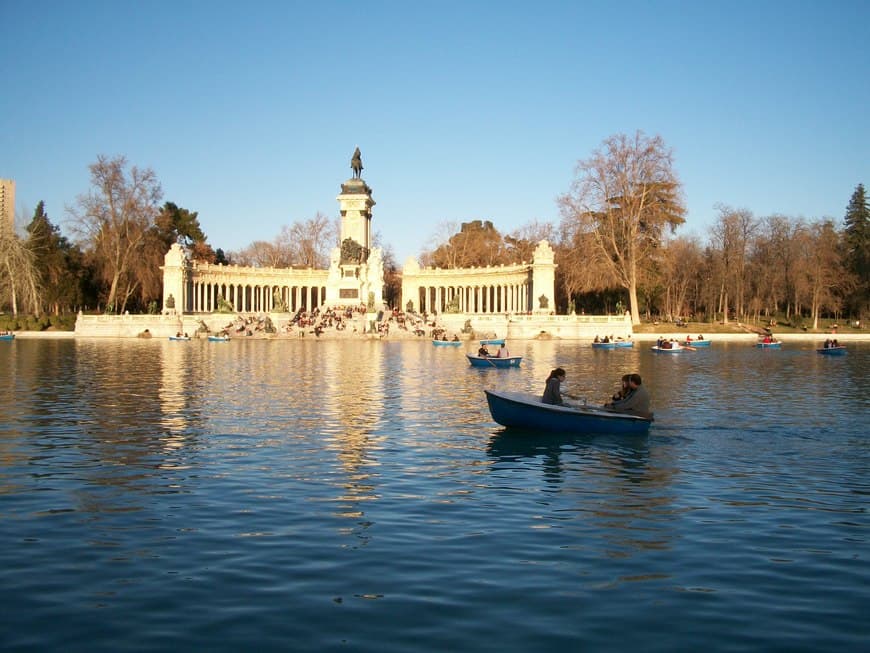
[2,0,868,263]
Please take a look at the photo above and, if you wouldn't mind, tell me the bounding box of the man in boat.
[478,344,491,357]
[606,373,652,419]
[496,342,510,358]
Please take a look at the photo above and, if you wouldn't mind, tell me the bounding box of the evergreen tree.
[843,184,869,318]
[26,202,89,314]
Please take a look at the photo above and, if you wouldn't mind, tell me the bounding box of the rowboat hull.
[168,336,190,341]
[433,340,463,347]
[484,390,652,435]
[817,346,846,355]
[479,338,505,346]
[756,342,781,349]
[681,340,710,347]
[0,333,14,341]
[208,335,230,342]
[466,354,522,368]
[593,341,633,349]
[651,345,689,353]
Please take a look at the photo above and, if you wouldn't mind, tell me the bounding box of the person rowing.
[542,368,585,407]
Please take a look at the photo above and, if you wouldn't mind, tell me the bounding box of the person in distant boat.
[452,334,460,341]
[542,368,567,405]
[606,373,651,418]
[593,335,600,343]
[497,343,510,358]
[697,334,704,340]
[478,344,491,357]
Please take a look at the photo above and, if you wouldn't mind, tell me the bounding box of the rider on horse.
[351,147,363,179]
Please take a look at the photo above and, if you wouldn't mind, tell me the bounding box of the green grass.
[634,319,865,335]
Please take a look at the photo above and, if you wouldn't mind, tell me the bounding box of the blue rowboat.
[681,339,710,347]
[817,346,846,355]
[0,333,14,341]
[479,338,505,346]
[433,339,462,347]
[592,340,632,349]
[484,390,652,435]
[466,354,522,368]
[756,341,782,349]
[208,335,230,342]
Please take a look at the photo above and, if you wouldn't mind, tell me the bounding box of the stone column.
[532,240,557,314]
[162,244,187,315]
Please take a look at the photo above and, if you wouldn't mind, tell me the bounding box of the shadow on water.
[486,427,651,464]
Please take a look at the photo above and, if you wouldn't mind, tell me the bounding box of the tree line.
[422,132,868,327]
[2,138,867,328]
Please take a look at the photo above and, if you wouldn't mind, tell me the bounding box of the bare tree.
[423,220,509,268]
[420,221,460,267]
[68,155,162,312]
[554,216,614,312]
[710,205,757,322]
[289,212,336,268]
[505,220,555,263]
[560,132,686,324]
[0,228,41,316]
[796,219,853,329]
[659,236,704,320]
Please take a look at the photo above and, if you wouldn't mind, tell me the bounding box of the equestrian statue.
[351,147,363,179]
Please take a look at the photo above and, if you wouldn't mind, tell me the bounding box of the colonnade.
[415,279,531,315]
[186,279,327,314]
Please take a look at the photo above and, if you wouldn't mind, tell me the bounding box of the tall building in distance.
[0,178,15,235]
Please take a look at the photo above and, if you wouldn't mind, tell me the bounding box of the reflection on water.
[0,338,867,652]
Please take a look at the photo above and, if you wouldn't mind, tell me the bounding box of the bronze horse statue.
[351,147,363,179]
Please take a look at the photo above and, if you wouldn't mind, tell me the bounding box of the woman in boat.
[542,368,567,405]
[604,374,631,407]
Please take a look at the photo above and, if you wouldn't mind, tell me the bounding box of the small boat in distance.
[208,335,230,342]
[169,335,191,341]
[479,338,505,346]
[484,390,652,435]
[0,333,14,341]
[681,338,710,347]
[817,344,847,355]
[755,339,782,349]
[432,339,462,347]
[591,338,633,349]
[466,354,522,368]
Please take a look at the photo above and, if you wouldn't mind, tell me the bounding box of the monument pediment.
[340,179,372,195]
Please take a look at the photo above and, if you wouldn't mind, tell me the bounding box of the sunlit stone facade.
[0,178,15,236]
[401,240,556,315]
[160,164,554,317]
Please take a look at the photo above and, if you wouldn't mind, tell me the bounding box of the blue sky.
[2,1,868,263]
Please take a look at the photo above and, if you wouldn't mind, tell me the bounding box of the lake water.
[1,337,867,652]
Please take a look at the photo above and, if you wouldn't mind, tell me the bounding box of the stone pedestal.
[325,178,383,308]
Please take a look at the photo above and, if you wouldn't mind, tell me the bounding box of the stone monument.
[325,149,384,307]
